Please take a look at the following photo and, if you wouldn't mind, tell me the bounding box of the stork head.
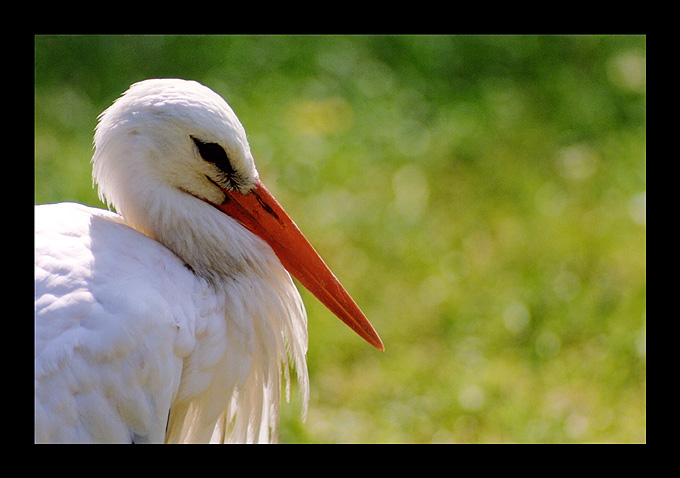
[92,79,383,351]
[93,79,259,206]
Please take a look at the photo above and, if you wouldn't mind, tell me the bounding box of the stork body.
[34,79,381,443]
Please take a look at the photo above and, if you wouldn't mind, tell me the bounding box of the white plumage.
[34,79,381,443]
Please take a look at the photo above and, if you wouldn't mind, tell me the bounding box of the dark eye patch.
[191,136,236,176]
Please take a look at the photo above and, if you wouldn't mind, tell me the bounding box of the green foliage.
[35,35,646,443]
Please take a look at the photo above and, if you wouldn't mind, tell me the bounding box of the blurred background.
[35,35,646,443]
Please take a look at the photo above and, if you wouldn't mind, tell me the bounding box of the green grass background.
[35,35,646,443]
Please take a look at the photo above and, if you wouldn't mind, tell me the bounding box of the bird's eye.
[191,136,236,176]
[191,135,246,191]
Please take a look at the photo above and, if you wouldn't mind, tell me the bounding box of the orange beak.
[216,180,384,351]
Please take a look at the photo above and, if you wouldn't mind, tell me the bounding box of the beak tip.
[370,333,385,351]
[362,327,385,351]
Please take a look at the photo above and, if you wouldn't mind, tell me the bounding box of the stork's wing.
[34,203,196,443]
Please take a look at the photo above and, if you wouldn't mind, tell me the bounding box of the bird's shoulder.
[35,202,202,358]
[34,203,205,442]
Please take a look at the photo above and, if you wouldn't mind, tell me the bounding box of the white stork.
[34,78,383,444]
